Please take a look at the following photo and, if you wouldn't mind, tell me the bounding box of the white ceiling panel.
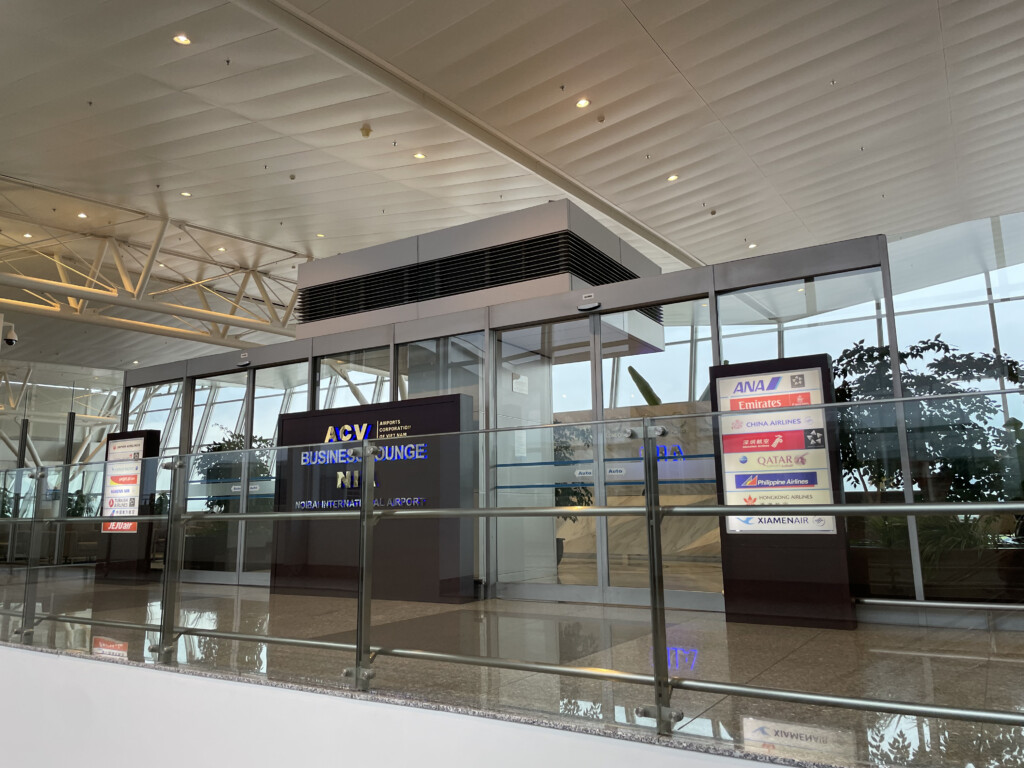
[0,0,1022,368]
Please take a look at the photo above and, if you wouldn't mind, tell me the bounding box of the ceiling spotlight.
[173,34,191,45]
[316,233,325,238]
[748,242,757,249]
[23,233,31,238]
[77,212,87,219]
[413,152,426,159]
[798,287,806,293]
[180,191,191,197]
[576,98,590,108]
[217,247,226,252]
[666,174,678,182]
[132,360,139,365]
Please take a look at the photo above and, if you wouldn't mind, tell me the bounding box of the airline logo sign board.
[101,436,144,533]
[717,367,836,534]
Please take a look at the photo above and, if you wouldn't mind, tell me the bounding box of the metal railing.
[1,406,1023,747]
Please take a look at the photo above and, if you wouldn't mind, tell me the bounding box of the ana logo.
[743,495,757,505]
[732,376,781,395]
[739,455,748,464]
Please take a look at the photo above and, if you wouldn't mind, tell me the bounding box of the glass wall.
[118,211,1024,604]
[318,346,391,410]
[888,213,1024,600]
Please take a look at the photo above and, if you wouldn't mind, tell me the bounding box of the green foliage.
[833,335,1023,504]
[552,423,593,522]
[66,489,94,518]
[627,365,662,406]
[194,429,275,513]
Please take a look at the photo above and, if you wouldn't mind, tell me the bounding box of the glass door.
[599,302,723,610]
[182,371,249,584]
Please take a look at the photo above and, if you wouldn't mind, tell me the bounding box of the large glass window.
[318,346,391,410]
[397,332,484,426]
[253,362,308,446]
[127,380,183,457]
[192,372,248,452]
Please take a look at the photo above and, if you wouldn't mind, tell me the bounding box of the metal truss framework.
[0,180,302,350]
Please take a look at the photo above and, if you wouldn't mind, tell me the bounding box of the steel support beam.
[0,272,294,336]
[134,218,169,299]
[0,297,258,349]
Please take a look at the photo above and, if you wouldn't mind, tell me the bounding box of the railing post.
[155,457,187,664]
[638,418,677,735]
[18,471,45,645]
[347,439,376,691]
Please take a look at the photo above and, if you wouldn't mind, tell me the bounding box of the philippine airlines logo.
[732,376,782,395]
[736,472,817,489]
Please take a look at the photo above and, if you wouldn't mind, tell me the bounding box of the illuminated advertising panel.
[715,364,837,534]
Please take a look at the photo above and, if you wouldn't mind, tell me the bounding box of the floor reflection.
[4,566,1024,768]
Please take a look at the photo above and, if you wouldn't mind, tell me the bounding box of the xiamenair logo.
[735,516,756,525]
[732,376,782,395]
[737,472,816,489]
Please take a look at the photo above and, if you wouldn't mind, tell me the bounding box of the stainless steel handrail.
[669,678,1024,727]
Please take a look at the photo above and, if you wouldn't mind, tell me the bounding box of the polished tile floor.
[2,566,1023,768]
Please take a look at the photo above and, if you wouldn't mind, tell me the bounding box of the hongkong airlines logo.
[743,495,757,505]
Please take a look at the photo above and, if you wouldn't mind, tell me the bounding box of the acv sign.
[323,423,372,443]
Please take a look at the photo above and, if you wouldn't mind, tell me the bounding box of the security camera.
[4,328,17,346]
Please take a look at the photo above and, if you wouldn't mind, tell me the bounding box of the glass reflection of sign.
[716,367,837,534]
[102,436,144,533]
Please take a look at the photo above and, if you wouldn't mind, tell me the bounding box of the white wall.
[0,646,755,768]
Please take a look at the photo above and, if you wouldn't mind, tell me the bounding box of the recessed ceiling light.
[666,174,678,182]
[413,152,426,159]
[77,212,87,219]
[315,233,325,238]
[173,34,191,45]
[180,191,191,197]
[748,242,757,249]
[23,233,32,238]
[797,287,806,292]
[158,263,165,268]
[132,360,139,365]
[217,247,226,252]
[576,98,590,108]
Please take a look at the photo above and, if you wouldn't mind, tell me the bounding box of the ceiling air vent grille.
[297,231,658,323]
